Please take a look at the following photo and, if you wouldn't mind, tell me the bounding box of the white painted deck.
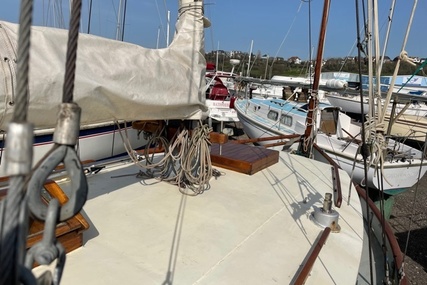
[40,151,364,284]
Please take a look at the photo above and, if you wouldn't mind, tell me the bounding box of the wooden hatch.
[210,141,279,175]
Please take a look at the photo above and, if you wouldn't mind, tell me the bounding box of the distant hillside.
[205,52,427,79]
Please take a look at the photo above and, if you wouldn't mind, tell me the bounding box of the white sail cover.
[0,0,208,130]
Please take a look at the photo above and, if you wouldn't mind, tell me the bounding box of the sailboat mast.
[311,0,329,95]
[87,0,93,34]
[300,0,331,157]
[247,40,254,76]
[156,26,161,48]
[115,0,123,40]
[166,10,171,46]
[121,0,128,41]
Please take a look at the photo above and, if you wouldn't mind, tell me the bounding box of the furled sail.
[0,0,208,130]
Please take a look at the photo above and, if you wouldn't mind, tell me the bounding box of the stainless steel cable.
[12,0,33,123]
[0,0,33,284]
[62,0,82,103]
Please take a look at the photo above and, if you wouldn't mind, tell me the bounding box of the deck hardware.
[25,199,66,283]
[27,145,88,222]
[53,103,81,146]
[311,193,341,232]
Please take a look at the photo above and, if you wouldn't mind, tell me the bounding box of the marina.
[0,0,426,284]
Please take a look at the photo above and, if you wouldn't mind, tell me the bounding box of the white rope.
[362,0,418,189]
[116,121,215,196]
[379,0,418,125]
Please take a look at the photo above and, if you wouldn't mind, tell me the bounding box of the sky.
[1,0,426,61]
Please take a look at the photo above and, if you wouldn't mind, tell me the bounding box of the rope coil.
[118,121,215,196]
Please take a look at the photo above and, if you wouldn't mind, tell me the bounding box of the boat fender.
[325,79,347,90]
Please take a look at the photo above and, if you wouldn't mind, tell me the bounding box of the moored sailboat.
[234,97,427,194]
[0,0,408,284]
[234,0,427,195]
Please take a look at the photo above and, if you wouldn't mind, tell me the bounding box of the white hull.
[314,134,427,193]
[235,97,427,193]
[326,93,370,114]
[205,99,239,123]
[0,122,147,177]
[326,93,427,142]
[326,93,427,117]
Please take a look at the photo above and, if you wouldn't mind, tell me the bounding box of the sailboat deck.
[38,151,364,285]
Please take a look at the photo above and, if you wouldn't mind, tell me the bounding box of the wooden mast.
[300,0,331,157]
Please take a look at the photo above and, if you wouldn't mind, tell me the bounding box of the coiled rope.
[119,121,216,196]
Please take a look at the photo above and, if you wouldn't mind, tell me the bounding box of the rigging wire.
[337,0,396,74]
[268,1,304,79]
[203,1,216,54]
[379,0,418,125]
[0,0,34,283]
[377,0,396,74]
[357,0,421,282]
[354,0,374,284]
[154,0,167,47]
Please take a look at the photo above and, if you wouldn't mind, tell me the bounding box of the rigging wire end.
[27,145,88,222]
[4,122,33,176]
[53,103,81,146]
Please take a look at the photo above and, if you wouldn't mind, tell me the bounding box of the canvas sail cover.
[0,1,208,130]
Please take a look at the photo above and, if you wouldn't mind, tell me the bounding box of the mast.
[247,40,253,76]
[166,10,171,46]
[121,0,128,41]
[156,26,161,48]
[115,0,123,40]
[87,0,93,34]
[216,42,219,71]
[300,0,331,157]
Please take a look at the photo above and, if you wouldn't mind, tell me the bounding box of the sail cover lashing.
[0,1,208,130]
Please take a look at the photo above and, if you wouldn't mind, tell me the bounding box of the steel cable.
[62,0,81,104]
[0,0,33,284]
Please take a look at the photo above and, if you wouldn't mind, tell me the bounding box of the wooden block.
[210,142,279,175]
[132,120,164,133]
[209,132,229,144]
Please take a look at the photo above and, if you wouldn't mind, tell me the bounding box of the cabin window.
[280,114,292,126]
[267,110,279,121]
[299,103,309,111]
